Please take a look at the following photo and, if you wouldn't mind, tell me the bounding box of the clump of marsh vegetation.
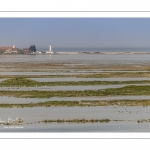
[42,119,111,123]
[1,77,150,87]
[0,77,38,87]
[137,119,150,123]
[0,85,149,98]
[1,100,150,108]
[0,77,150,87]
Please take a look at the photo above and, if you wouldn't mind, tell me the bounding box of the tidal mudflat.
[0,54,150,132]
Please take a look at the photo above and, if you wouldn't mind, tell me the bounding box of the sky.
[0,18,150,50]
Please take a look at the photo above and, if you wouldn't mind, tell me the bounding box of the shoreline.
[36,51,150,55]
[54,51,150,55]
[2,51,150,55]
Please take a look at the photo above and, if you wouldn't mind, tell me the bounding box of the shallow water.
[0,54,150,132]
[31,77,150,82]
[1,95,150,104]
[1,121,150,132]
[1,54,150,64]
[0,83,150,91]
[0,106,149,122]
[0,72,54,75]
[0,84,133,91]
[0,71,150,76]
[0,106,150,132]
[0,95,150,104]
[0,72,144,75]
[0,70,150,75]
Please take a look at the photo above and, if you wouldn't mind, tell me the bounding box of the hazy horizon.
[38,47,150,52]
[1,18,150,51]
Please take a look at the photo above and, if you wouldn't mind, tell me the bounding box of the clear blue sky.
[0,18,150,50]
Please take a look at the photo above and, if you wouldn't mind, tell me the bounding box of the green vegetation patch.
[0,77,38,86]
[1,100,150,108]
[0,84,150,98]
[42,119,111,123]
[137,119,150,123]
[0,71,150,79]
[1,77,150,87]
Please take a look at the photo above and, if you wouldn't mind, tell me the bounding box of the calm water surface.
[31,77,150,82]
[0,106,150,132]
[0,84,135,91]
[0,54,150,64]
[0,54,150,132]
[1,95,150,104]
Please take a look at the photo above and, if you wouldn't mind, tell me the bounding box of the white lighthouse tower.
[46,44,54,54]
[49,44,52,52]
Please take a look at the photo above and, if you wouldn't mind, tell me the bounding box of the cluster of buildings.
[0,45,19,53]
[0,45,37,54]
[0,44,54,55]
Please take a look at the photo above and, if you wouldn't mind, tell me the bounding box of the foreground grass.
[1,100,150,108]
[1,77,150,87]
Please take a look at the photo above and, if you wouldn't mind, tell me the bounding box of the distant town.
[0,45,54,55]
[1,45,150,55]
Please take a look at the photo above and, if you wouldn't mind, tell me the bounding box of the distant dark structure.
[29,45,36,53]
